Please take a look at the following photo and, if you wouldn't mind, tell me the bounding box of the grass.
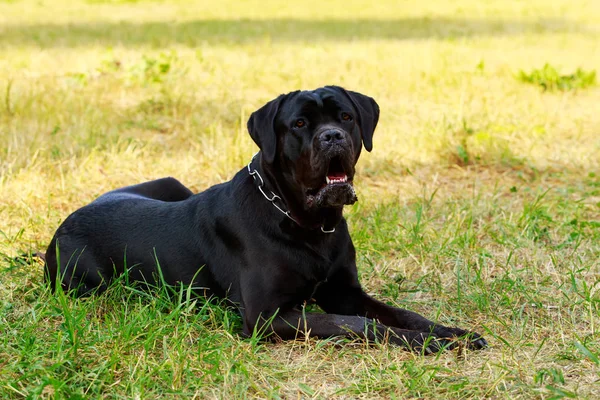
[518,64,596,92]
[1,0,599,398]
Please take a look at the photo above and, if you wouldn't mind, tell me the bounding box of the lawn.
[1,0,599,398]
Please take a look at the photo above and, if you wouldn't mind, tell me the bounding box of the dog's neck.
[248,153,343,233]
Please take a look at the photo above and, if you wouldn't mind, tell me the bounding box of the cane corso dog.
[45,86,487,353]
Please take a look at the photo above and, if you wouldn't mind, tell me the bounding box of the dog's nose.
[319,130,345,145]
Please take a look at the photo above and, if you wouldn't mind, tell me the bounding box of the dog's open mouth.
[325,156,349,185]
[305,156,357,208]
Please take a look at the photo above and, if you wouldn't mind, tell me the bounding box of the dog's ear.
[336,87,380,152]
[247,94,285,164]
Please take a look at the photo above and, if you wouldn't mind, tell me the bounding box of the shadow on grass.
[0,17,587,48]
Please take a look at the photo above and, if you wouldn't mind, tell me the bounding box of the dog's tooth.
[326,176,350,184]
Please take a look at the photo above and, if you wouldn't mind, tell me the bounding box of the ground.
[1,0,599,398]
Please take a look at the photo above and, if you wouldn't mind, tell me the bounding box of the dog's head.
[247,86,379,212]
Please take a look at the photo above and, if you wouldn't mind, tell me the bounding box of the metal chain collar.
[247,153,335,234]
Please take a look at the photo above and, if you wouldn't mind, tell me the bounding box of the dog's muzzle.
[306,132,358,209]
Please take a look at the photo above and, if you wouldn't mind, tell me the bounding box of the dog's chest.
[293,239,335,279]
[280,242,336,301]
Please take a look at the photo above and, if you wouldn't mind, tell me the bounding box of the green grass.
[1,0,600,398]
[518,64,596,92]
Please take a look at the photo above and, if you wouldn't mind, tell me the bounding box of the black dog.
[45,86,487,353]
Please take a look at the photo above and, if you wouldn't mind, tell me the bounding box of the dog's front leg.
[314,283,487,350]
[260,309,452,353]
[353,290,487,349]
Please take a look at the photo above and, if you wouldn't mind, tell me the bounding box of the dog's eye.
[294,119,306,128]
[341,112,352,121]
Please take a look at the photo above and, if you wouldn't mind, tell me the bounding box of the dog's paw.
[435,327,488,350]
[464,331,488,350]
[395,332,456,354]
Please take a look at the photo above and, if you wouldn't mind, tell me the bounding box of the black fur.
[45,86,487,353]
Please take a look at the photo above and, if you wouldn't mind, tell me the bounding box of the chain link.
[247,153,297,224]
[247,153,335,234]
